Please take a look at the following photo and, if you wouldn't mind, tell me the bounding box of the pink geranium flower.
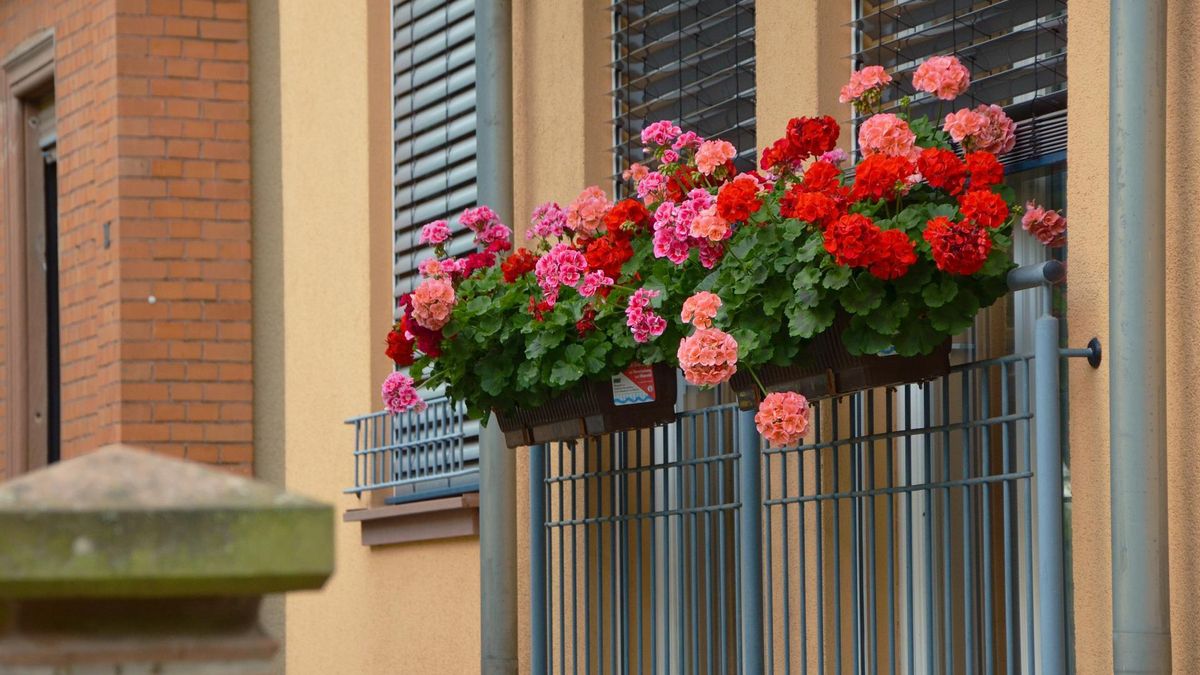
[459,205,501,233]
[534,243,588,305]
[912,55,971,101]
[529,202,568,240]
[1021,201,1067,247]
[944,105,1016,155]
[695,139,737,175]
[680,291,722,329]
[755,391,811,447]
[382,371,426,414]
[677,327,739,386]
[839,65,892,103]
[625,287,666,343]
[689,206,730,242]
[420,220,451,245]
[858,113,917,160]
[578,271,614,298]
[622,163,650,182]
[943,108,988,144]
[410,278,456,330]
[641,120,682,147]
[566,186,611,237]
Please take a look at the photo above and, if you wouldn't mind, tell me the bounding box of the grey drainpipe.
[1109,1,1171,672]
[476,0,516,673]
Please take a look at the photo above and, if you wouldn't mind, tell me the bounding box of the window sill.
[343,492,479,547]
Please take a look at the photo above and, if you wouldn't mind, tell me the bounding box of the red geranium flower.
[917,147,966,195]
[385,324,416,366]
[868,229,917,280]
[575,306,597,336]
[584,232,634,280]
[924,216,993,275]
[716,178,763,223]
[965,151,1004,189]
[501,247,538,283]
[603,198,651,237]
[780,186,841,229]
[527,295,553,322]
[803,160,842,193]
[461,251,497,277]
[851,154,914,203]
[785,116,840,159]
[958,189,1011,228]
[760,138,792,171]
[824,213,882,267]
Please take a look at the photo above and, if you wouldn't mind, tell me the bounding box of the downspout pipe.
[476,1,516,673]
[1109,1,1171,672]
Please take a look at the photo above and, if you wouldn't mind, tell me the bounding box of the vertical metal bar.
[885,392,896,675]
[636,431,645,675]
[1001,362,1017,675]
[1109,1,1171,670]
[961,366,976,674]
[559,443,566,675]
[738,408,764,675]
[1036,312,1066,675]
[832,402,843,675]
[815,405,826,674]
[530,442,547,675]
[782,445,793,675]
[765,423,776,673]
[981,366,995,675]
[717,410,729,673]
[940,376,954,674]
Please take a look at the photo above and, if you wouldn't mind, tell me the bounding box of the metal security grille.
[529,268,1075,673]
[393,0,478,304]
[762,355,1039,674]
[611,0,757,192]
[852,0,1068,165]
[532,404,745,674]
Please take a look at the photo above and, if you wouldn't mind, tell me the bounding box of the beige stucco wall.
[1068,1,1200,672]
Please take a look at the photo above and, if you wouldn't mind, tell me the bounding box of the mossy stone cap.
[0,444,333,598]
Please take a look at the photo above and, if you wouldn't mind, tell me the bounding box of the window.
[611,0,757,194]
[4,32,58,475]
[383,0,479,502]
[852,0,1067,167]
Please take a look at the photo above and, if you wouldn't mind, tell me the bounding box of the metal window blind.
[853,0,1067,165]
[389,0,479,497]
[394,0,478,306]
[612,0,757,194]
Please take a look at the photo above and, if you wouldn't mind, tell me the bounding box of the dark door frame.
[3,30,55,475]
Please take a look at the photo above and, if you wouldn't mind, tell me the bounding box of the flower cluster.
[625,288,667,343]
[382,372,426,415]
[377,54,1039,430]
[754,392,810,447]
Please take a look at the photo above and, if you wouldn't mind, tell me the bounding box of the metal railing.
[526,262,1087,674]
[345,396,478,503]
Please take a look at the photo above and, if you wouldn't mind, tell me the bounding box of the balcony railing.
[345,396,478,504]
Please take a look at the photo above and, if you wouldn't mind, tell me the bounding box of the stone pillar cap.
[0,444,333,598]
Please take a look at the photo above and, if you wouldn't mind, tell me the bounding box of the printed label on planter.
[612,363,657,406]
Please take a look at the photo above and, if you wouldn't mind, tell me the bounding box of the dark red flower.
[823,213,882,267]
[965,151,1004,189]
[924,216,992,275]
[461,251,497,277]
[501,248,538,283]
[603,198,651,237]
[803,160,842,194]
[584,233,634,280]
[716,178,763,223]
[780,186,841,229]
[958,189,1011,228]
[385,324,416,367]
[851,154,914,203]
[527,295,553,322]
[785,116,840,159]
[868,229,917,280]
[917,147,967,195]
[575,306,597,336]
[486,238,513,254]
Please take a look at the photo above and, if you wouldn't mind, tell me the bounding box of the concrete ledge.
[344,493,479,546]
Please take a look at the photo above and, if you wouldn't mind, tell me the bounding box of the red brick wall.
[0,0,252,477]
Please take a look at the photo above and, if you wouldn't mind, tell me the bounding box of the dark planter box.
[729,324,951,409]
[495,363,678,447]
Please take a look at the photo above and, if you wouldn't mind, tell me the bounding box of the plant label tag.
[612,364,657,406]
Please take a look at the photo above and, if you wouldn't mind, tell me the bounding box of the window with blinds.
[388,0,479,502]
[393,0,478,305]
[611,0,757,194]
[852,0,1067,166]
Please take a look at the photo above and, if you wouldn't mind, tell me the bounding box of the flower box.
[494,363,677,447]
[729,323,951,409]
